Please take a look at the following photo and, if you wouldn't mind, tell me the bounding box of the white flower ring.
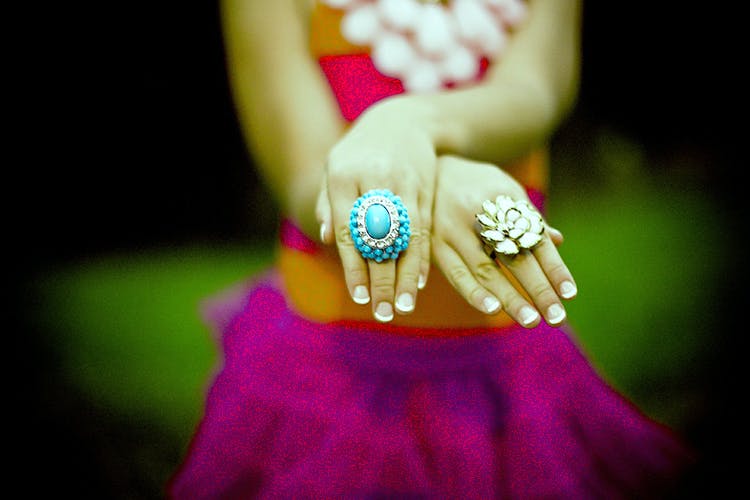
[476,195,545,256]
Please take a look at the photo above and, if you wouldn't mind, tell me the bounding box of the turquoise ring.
[350,189,410,262]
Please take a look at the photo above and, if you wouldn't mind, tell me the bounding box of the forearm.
[362,0,581,164]
[222,0,344,237]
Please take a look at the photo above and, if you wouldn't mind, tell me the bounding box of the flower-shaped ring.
[350,189,411,262]
[476,195,545,257]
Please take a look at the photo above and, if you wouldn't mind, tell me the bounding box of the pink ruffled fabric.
[168,277,693,499]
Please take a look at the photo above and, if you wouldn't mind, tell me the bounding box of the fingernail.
[418,274,427,290]
[352,286,370,304]
[546,304,566,325]
[520,306,540,326]
[548,226,562,238]
[374,302,394,322]
[560,281,577,299]
[319,223,327,243]
[395,293,414,313]
[483,296,501,314]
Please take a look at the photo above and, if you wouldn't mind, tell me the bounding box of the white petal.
[476,213,497,228]
[529,217,543,234]
[495,239,519,255]
[515,217,530,232]
[480,229,505,242]
[415,5,457,57]
[482,199,498,217]
[518,232,543,249]
[505,208,521,223]
[508,227,524,240]
[372,33,417,76]
[495,195,515,213]
[516,201,536,218]
[378,0,420,31]
[341,5,382,46]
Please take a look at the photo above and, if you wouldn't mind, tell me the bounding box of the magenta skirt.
[168,273,693,499]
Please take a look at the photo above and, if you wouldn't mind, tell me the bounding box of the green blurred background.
[12,1,743,499]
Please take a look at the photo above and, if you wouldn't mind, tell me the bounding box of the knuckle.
[503,252,530,270]
[370,273,395,295]
[544,261,568,280]
[447,266,472,289]
[528,282,557,304]
[408,228,429,247]
[468,286,487,306]
[397,266,420,286]
[502,293,528,315]
[335,226,355,247]
[345,267,368,285]
[474,261,499,284]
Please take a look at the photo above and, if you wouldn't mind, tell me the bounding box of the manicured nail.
[319,223,327,243]
[395,293,414,313]
[352,285,370,304]
[483,296,501,314]
[520,306,540,326]
[418,274,427,290]
[546,303,566,325]
[560,280,577,299]
[548,226,563,239]
[374,302,394,322]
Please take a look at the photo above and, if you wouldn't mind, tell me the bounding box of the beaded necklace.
[321,0,527,92]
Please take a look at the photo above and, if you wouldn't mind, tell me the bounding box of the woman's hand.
[432,155,575,328]
[316,99,437,322]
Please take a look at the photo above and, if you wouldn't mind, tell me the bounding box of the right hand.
[315,99,438,322]
[431,155,575,328]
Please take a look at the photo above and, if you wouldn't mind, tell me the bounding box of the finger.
[532,236,577,299]
[393,193,421,315]
[417,185,433,291]
[497,250,567,326]
[432,239,503,315]
[315,174,333,244]
[330,180,371,305]
[369,258,396,322]
[546,225,564,246]
[450,234,542,328]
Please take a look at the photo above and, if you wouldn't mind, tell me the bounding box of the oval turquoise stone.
[365,203,391,239]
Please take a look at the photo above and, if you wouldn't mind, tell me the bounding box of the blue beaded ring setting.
[350,189,411,262]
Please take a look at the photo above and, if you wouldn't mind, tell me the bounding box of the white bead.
[454,0,506,55]
[341,4,382,46]
[403,59,443,93]
[440,44,479,82]
[415,5,457,57]
[487,0,527,26]
[372,33,416,77]
[321,0,358,8]
[378,0,420,31]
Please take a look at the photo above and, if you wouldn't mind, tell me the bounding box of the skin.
[221,0,581,325]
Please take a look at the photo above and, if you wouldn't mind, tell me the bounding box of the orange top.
[277,1,548,331]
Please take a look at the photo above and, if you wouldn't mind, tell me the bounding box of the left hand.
[431,155,575,328]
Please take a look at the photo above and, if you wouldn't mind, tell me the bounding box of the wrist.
[363,94,460,152]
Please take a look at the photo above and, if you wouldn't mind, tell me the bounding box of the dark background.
[11,1,744,497]
[15,2,743,265]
